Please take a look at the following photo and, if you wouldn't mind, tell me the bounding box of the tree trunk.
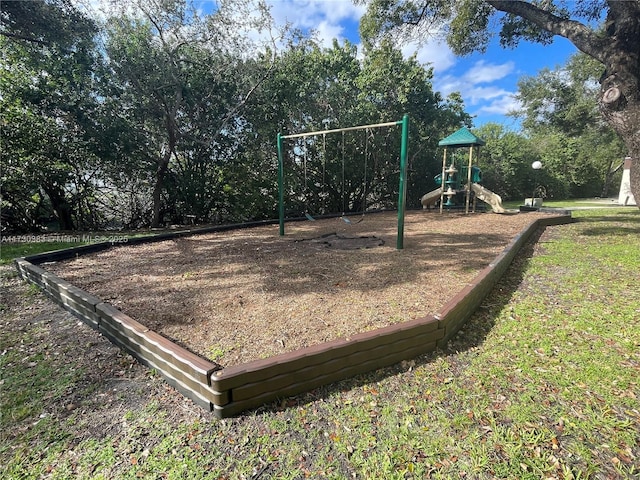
[150,86,182,228]
[602,160,624,197]
[596,4,640,205]
[486,0,640,207]
[151,151,171,228]
[599,77,640,207]
[629,154,640,206]
[43,185,75,231]
[151,177,163,228]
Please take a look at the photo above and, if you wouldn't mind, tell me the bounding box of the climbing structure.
[438,127,485,213]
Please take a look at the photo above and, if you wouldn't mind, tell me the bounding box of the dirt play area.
[45,210,558,367]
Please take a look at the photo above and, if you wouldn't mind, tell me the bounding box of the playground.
[46,210,558,368]
[4,208,639,477]
[14,121,581,415]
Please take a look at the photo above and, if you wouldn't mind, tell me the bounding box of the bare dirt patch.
[45,211,557,367]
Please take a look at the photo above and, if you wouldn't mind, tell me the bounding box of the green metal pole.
[277,133,285,236]
[396,114,409,250]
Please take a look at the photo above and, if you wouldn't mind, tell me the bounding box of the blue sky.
[263,0,579,129]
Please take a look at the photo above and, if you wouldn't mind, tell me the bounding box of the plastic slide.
[471,183,505,213]
[420,187,442,209]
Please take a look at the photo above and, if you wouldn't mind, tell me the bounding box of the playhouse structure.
[421,127,505,213]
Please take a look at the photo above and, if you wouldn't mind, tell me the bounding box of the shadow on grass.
[580,225,640,236]
[574,211,640,237]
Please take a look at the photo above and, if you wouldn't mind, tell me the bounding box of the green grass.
[502,197,625,209]
[0,231,152,265]
[0,316,86,479]
[1,209,639,479]
[0,241,86,265]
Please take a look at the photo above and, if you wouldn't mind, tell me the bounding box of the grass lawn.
[1,208,639,479]
[0,241,87,265]
[502,197,625,210]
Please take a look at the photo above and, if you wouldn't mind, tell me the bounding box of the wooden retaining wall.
[14,258,221,410]
[14,214,572,418]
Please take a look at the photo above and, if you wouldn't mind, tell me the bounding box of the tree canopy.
[514,52,626,195]
[1,0,103,230]
[471,49,625,202]
[4,0,634,234]
[358,0,640,205]
[1,0,469,232]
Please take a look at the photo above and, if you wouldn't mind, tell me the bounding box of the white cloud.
[401,39,456,73]
[463,60,514,84]
[314,20,346,48]
[438,60,516,95]
[476,94,522,115]
[267,0,365,47]
[434,58,521,121]
[310,0,365,24]
[467,86,511,105]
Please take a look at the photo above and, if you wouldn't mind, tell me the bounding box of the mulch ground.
[44,210,558,367]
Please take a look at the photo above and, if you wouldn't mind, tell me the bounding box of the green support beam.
[396,114,409,250]
[278,116,409,249]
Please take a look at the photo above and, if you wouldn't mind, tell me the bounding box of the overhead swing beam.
[277,115,409,250]
[278,120,401,140]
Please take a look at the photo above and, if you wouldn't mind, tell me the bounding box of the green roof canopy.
[438,127,485,147]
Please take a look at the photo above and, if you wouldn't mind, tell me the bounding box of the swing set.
[277,115,410,249]
[300,130,369,224]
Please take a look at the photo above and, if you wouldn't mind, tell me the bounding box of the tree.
[104,0,276,227]
[1,0,102,231]
[357,41,471,206]
[514,53,627,197]
[257,36,471,216]
[358,0,640,206]
[2,0,473,231]
[473,123,541,200]
[0,0,95,48]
